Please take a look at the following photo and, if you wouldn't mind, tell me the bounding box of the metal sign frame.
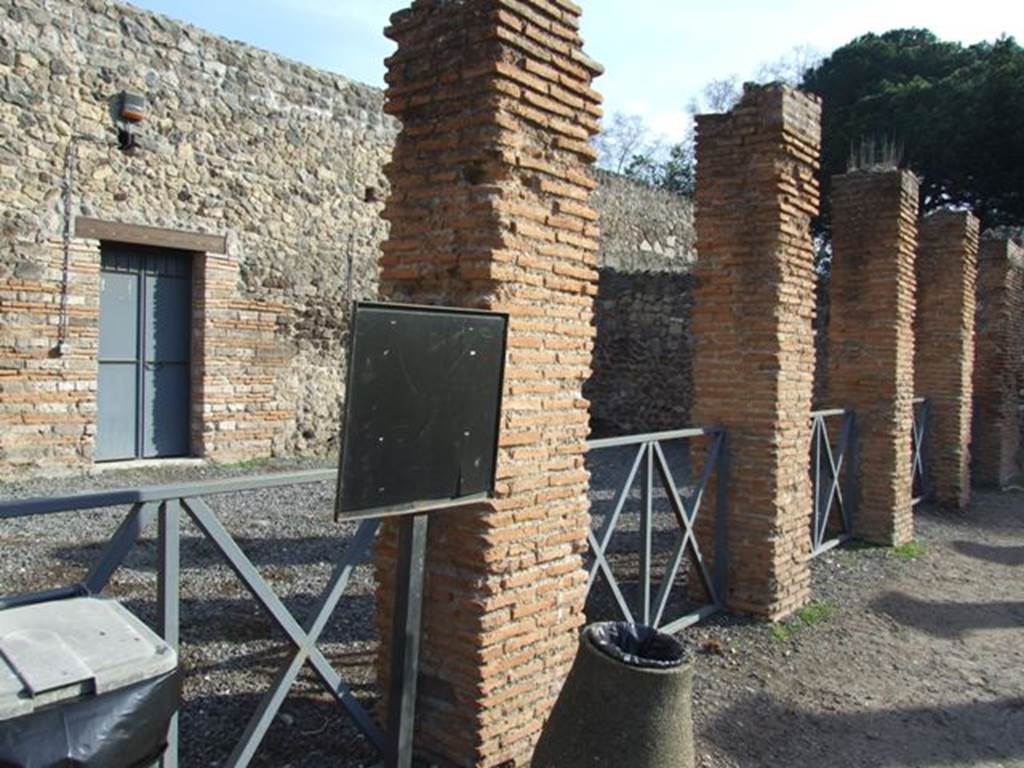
[335,301,508,521]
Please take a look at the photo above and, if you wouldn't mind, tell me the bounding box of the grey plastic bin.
[0,596,180,768]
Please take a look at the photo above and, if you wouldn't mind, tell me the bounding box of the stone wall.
[585,270,694,435]
[0,0,698,477]
[0,0,396,475]
[591,169,695,272]
[587,175,696,435]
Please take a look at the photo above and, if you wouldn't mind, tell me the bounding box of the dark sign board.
[336,302,508,518]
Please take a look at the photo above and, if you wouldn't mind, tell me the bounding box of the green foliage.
[890,541,927,560]
[771,600,837,643]
[623,140,696,196]
[802,29,1024,232]
[796,600,837,625]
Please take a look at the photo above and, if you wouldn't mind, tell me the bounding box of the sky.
[130,0,1023,143]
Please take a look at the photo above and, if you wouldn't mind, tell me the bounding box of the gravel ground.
[3,454,1023,768]
[687,492,1024,768]
[0,458,377,768]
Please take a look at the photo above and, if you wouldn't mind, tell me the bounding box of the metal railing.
[584,427,728,634]
[809,408,855,557]
[912,397,931,505]
[0,470,388,768]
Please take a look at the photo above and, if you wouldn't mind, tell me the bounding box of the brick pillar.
[828,170,920,545]
[692,84,821,620]
[972,238,1024,488]
[913,211,979,508]
[373,2,602,766]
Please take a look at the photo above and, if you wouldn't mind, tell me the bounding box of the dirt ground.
[2,464,1023,767]
[688,490,1024,768]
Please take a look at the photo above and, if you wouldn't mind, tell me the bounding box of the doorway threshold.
[91,458,207,475]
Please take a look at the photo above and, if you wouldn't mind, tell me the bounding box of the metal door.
[96,245,192,461]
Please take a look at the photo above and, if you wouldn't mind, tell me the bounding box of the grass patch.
[771,600,837,643]
[796,600,837,626]
[890,541,926,560]
[771,624,794,642]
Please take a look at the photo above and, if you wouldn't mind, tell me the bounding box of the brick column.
[972,238,1024,488]
[913,211,979,508]
[828,170,920,545]
[373,2,602,766]
[692,84,821,620]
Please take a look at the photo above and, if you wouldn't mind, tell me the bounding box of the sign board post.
[335,302,508,768]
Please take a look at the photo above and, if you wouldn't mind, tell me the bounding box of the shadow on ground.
[870,591,1024,640]
[180,688,378,768]
[707,693,1024,767]
[952,540,1024,566]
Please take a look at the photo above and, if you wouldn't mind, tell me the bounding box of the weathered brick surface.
[971,238,1024,488]
[828,170,920,545]
[373,2,602,766]
[692,84,821,620]
[0,242,100,467]
[914,211,979,508]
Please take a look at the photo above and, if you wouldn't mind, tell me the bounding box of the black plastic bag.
[583,621,690,669]
[0,669,180,768]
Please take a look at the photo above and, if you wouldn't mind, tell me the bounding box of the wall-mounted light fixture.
[112,90,146,152]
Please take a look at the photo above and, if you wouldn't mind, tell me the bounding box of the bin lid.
[0,596,177,721]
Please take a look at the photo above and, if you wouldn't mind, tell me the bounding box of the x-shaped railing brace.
[587,431,724,633]
[911,400,930,500]
[812,415,852,550]
[79,498,385,768]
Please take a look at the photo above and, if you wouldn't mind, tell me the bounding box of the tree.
[592,111,664,174]
[756,44,823,86]
[624,138,696,196]
[686,76,743,115]
[802,29,1024,231]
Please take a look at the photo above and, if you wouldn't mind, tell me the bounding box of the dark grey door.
[96,245,192,461]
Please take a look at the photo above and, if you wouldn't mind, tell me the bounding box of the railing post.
[920,400,931,500]
[158,499,181,768]
[813,417,823,549]
[639,443,654,625]
[385,513,429,768]
[844,411,858,532]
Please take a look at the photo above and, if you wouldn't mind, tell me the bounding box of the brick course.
[913,211,979,508]
[373,1,602,766]
[828,170,920,546]
[971,238,1024,488]
[691,84,822,620]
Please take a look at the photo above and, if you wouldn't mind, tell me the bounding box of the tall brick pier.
[373,1,603,765]
[972,238,1024,488]
[828,170,920,545]
[692,84,822,620]
[914,211,979,509]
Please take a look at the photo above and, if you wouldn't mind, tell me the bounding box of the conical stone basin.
[532,621,695,768]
